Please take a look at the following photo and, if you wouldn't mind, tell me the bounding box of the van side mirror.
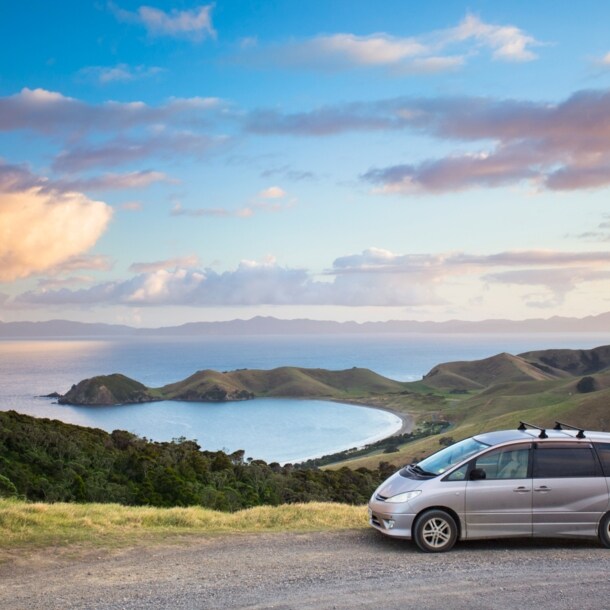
[470,468,487,481]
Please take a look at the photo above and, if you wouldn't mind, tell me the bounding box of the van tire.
[413,509,457,553]
[599,513,610,548]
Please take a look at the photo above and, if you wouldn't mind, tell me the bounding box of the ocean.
[1,333,608,463]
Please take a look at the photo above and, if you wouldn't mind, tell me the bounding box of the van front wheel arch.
[413,509,458,553]
[599,513,610,548]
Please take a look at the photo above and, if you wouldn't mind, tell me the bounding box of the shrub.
[576,376,597,393]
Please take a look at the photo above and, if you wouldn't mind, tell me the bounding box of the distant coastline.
[2,311,610,338]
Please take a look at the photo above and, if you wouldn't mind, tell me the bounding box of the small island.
[58,366,410,406]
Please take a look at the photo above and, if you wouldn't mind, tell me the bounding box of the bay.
[1,332,609,463]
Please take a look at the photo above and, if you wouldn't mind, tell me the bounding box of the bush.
[576,376,597,393]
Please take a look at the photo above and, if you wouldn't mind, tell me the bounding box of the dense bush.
[0,411,395,510]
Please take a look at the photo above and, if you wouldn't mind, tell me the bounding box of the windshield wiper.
[410,464,434,477]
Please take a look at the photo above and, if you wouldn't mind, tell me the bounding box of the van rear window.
[594,443,610,477]
[533,446,601,478]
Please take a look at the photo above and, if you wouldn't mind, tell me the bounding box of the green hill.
[518,345,610,376]
[59,374,155,406]
[422,352,567,391]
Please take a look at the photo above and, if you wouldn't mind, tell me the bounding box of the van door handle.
[513,486,530,493]
[534,486,551,492]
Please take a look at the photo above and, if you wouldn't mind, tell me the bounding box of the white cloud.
[79,64,164,84]
[449,14,540,62]
[237,13,541,74]
[110,2,216,41]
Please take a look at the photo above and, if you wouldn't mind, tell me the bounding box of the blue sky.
[2,0,610,326]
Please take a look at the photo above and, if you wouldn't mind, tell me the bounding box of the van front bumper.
[368,504,415,539]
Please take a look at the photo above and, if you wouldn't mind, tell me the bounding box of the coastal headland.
[54,344,610,468]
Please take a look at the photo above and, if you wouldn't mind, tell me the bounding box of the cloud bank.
[12,247,610,309]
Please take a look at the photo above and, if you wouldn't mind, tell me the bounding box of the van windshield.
[414,437,489,476]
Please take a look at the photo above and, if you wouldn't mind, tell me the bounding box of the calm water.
[1,333,609,462]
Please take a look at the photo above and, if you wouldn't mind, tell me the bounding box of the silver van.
[368,422,610,552]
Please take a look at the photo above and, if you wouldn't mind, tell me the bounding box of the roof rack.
[518,421,548,439]
[553,421,586,439]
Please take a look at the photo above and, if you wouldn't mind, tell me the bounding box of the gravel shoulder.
[2,529,610,610]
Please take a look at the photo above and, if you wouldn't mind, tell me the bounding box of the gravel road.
[2,530,610,610]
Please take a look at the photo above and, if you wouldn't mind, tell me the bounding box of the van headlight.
[385,490,422,503]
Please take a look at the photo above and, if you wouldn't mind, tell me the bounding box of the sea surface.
[1,333,609,463]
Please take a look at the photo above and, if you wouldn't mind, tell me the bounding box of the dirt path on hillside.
[2,530,610,609]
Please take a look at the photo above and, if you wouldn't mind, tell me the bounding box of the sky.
[2,0,610,326]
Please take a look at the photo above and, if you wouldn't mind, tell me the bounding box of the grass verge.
[0,499,368,550]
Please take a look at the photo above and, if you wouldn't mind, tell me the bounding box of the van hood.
[376,471,422,498]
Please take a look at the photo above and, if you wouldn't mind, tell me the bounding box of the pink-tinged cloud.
[58,171,171,192]
[259,186,286,199]
[48,254,113,275]
[110,2,215,41]
[53,132,223,172]
[0,164,113,282]
[361,89,610,193]
[0,88,224,135]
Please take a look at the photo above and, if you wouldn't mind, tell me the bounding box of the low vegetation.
[0,498,367,548]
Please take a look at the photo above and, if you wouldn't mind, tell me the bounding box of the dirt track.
[2,530,610,609]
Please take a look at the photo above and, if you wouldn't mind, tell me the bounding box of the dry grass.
[0,499,368,550]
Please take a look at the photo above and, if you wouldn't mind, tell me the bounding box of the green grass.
[0,499,368,550]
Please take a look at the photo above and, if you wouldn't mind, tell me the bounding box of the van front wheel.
[413,510,457,553]
[599,513,610,548]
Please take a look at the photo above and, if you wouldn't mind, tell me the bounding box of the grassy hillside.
[331,368,610,470]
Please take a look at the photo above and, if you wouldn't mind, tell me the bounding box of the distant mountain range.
[1,312,610,338]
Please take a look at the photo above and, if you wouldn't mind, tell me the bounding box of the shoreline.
[330,398,414,437]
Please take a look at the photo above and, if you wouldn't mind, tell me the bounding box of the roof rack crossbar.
[518,421,548,439]
[553,421,586,439]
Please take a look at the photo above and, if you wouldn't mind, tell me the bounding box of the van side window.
[533,446,601,478]
[594,443,610,476]
[473,447,529,479]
